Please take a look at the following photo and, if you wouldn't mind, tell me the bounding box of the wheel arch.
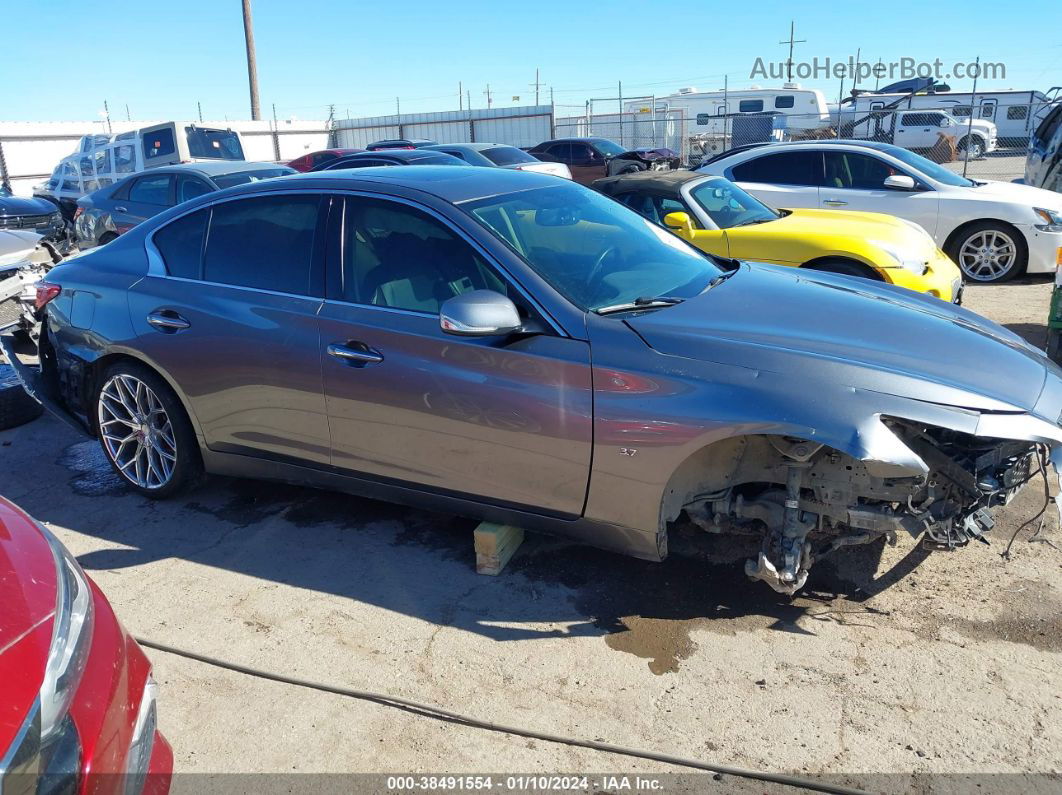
[80,349,204,443]
[657,427,928,530]
[800,255,885,280]
[943,217,1024,250]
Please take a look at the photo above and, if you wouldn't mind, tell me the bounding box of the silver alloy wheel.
[958,229,1018,281]
[97,374,177,489]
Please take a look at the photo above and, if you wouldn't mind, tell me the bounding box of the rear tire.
[958,136,985,160]
[93,361,202,498]
[0,363,43,430]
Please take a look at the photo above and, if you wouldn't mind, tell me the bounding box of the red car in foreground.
[0,498,171,794]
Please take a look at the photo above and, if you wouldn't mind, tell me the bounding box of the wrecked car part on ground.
[0,232,63,339]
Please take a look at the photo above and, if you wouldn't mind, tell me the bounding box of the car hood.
[761,208,937,257]
[0,229,43,266]
[625,264,1052,412]
[0,499,55,753]
[0,196,57,217]
[961,179,1062,212]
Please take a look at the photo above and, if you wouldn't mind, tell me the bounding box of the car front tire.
[947,221,1027,283]
[93,361,201,498]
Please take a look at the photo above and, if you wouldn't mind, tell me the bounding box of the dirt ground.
[2,275,1061,794]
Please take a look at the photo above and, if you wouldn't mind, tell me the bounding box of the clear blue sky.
[6,0,1061,122]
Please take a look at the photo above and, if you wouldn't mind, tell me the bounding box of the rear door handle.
[823,199,848,206]
[114,206,128,213]
[328,342,384,366]
[146,311,190,332]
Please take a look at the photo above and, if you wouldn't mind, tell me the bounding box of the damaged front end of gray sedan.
[594,264,1062,595]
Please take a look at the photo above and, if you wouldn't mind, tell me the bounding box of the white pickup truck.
[842,108,998,159]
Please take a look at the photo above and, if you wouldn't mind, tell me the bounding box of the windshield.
[592,139,628,158]
[689,179,779,228]
[211,167,296,189]
[481,147,539,166]
[185,127,245,160]
[881,145,974,187]
[461,182,722,312]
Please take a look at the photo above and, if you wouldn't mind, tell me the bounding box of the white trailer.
[623,83,832,138]
[838,89,1054,146]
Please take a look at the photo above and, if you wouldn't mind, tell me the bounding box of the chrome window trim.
[146,186,567,337]
[677,177,721,230]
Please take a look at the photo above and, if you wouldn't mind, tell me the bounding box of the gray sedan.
[424,143,572,179]
[73,161,296,249]
[14,166,1062,594]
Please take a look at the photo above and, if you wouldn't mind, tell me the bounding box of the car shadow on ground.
[15,434,925,674]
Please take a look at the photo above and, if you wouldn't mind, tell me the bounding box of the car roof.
[330,149,458,164]
[595,169,712,194]
[427,142,513,152]
[149,160,290,177]
[216,165,575,204]
[715,139,914,158]
[536,137,617,146]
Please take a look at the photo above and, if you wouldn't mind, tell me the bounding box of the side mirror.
[663,211,695,233]
[440,290,522,337]
[940,118,954,128]
[883,174,917,191]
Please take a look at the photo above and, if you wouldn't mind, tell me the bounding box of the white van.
[35,122,245,217]
[626,84,832,138]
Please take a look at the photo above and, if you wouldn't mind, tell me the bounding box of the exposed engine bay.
[682,425,1047,594]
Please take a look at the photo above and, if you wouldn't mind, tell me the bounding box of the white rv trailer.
[839,89,1055,146]
[35,122,245,215]
[623,83,832,138]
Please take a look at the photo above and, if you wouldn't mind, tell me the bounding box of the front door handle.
[823,199,848,206]
[146,311,190,332]
[327,342,384,366]
[114,206,128,213]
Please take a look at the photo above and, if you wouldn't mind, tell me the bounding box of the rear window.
[185,128,244,160]
[154,209,208,279]
[481,147,539,166]
[144,129,176,160]
[731,150,821,186]
[211,167,296,189]
[203,195,319,294]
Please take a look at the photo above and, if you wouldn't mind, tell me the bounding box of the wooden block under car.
[474,522,525,575]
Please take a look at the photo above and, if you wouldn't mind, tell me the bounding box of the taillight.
[73,206,84,221]
[35,282,61,311]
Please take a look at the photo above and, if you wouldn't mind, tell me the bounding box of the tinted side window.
[144,128,176,159]
[731,151,820,186]
[774,95,795,109]
[332,197,504,313]
[739,99,764,113]
[823,152,900,190]
[204,195,320,294]
[177,176,212,203]
[129,175,173,206]
[311,152,338,167]
[154,209,208,279]
[547,143,573,161]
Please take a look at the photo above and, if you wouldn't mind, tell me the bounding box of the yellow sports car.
[593,171,963,302]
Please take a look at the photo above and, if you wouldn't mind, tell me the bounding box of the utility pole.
[242,0,261,120]
[125,103,131,121]
[396,97,401,116]
[467,90,472,111]
[851,48,861,96]
[103,100,112,133]
[874,58,883,90]
[197,101,203,122]
[271,102,280,160]
[531,68,543,105]
[618,80,623,146]
[484,84,493,108]
[459,81,463,111]
[963,56,981,177]
[779,20,806,82]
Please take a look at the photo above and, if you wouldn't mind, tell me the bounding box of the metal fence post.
[963,57,980,178]
[0,139,10,193]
